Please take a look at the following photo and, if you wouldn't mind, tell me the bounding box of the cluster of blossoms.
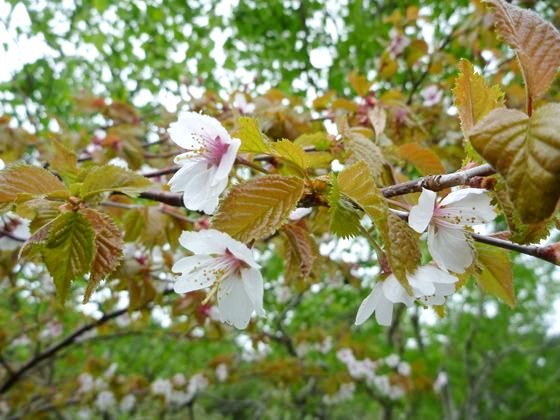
[322,382,356,405]
[336,348,409,400]
[166,111,496,330]
[356,187,495,326]
[295,336,333,356]
[150,373,209,406]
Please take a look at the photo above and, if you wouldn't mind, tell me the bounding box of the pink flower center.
[203,136,230,167]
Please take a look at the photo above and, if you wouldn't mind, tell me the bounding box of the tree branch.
[380,164,495,198]
[0,308,128,394]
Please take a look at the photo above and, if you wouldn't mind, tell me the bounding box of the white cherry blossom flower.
[408,188,496,273]
[168,112,241,214]
[172,229,264,329]
[421,85,443,107]
[95,390,115,412]
[119,394,136,412]
[215,363,228,382]
[289,207,312,221]
[389,28,410,57]
[355,275,413,326]
[355,265,458,326]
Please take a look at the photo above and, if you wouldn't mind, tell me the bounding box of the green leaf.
[41,212,95,303]
[80,165,153,200]
[81,209,124,304]
[349,71,371,96]
[345,133,385,180]
[212,175,304,242]
[50,140,79,184]
[337,161,387,225]
[475,242,515,308]
[470,104,560,223]
[0,164,66,207]
[452,59,504,136]
[234,117,271,154]
[123,208,145,242]
[328,175,362,239]
[272,139,309,174]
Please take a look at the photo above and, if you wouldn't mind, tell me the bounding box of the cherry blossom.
[389,28,410,57]
[172,229,264,329]
[420,85,443,107]
[167,111,241,214]
[355,265,458,326]
[408,188,496,273]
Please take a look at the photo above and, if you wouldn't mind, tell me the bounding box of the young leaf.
[272,139,309,173]
[282,222,318,279]
[80,165,153,200]
[475,242,515,308]
[346,134,385,180]
[234,117,271,153]
[470,104,560,223]
[81,209,124,304]
[337,161,387,225]
[349,71,371,96]
[41,211,95,303]
[212,175,304,242]
[328,176,362,239]
[50,140,79,183]
[0,164,66,207]
[368,106,387,139]
[452,58,504,136]
[486,0,560,105]
[398,143,445,176]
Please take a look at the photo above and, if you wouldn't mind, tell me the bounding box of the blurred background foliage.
[1,0,560,419]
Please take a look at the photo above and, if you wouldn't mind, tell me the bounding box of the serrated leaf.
[123,209,145,242]
[81,209,123,304]
[0,165,66,207]
[328,175,362,239]
[41,212,95,303]
[398,143,445,175]
[486,0,560,103]
[470,104,560,223]
[346,134,385,180]
[15,199,60,233]
[475,242,515,308]
[349,71,371,96]
[212,175,304,242]
[386,213,421,286]
[272,139,309,173]
[50,140,79,184]
[337,161,387,225]
[234,117,271,153]
[368,106,387,139]
[452,59,504,136]
[80,165,152,200]
[494,180,554,244]
[282,222,318,279]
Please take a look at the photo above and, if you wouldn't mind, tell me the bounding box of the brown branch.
[380,164,495,198]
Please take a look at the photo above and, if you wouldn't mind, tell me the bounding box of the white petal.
[375,297,394,326]
[218,275,254,329]
[173,260,217,294]
[420,295,446,305]
[241,268,265,316]
[428,225,473,273]
[168,161,206,193]
[178,229,229,255]
[172,254,209,274]
[434,282,455,296]
[222,236,259,269]
[169,112,230,150]
[289,207,313,221]
[439,188,495,225]
[196,175,228,215]
[416,265,458,284]
[407,270,435,297]
[213,137,240,183]
[408,188,437,233]
[355,282,383,325]
[382,275,414,305]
